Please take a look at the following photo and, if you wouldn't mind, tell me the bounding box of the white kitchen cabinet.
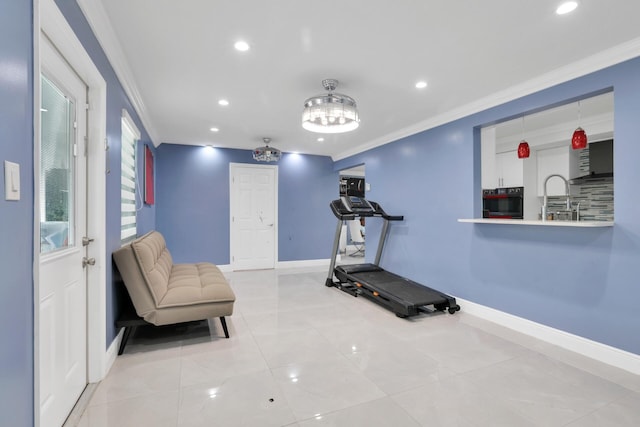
[481,126,523,189]
[481,127,498,189]
[496,151,524,188]
[536,145,580,197]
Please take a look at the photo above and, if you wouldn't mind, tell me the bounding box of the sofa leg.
[220,317,230,338]
[118,325,137,355]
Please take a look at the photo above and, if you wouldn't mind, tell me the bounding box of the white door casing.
[230,163,278,270]
[39,34,88,427]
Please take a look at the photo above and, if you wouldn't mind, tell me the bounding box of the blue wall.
[278,152,338,261]
[55,0,156,344]
[0,1,34,424]
[156,145,338,264]
[336,57,640,356]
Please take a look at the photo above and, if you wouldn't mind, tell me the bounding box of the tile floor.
[75,264,640,426]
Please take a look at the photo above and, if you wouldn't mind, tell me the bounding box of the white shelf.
[457,218,614,227]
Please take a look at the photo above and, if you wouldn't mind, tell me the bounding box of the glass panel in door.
[40,75,76,254]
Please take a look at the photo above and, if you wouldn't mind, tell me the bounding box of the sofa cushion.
[159,263,236,307]
[113,241,157,318]
[131,231,173,306]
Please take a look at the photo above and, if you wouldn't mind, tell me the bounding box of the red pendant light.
[517,140,530,158]
[572,127,587,150]
[571,101,588,150]
[517,116,530,158]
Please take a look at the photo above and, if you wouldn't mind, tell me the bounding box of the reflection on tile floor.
[76,266,640,426]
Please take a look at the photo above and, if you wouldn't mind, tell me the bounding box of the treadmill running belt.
[351,270,448,305]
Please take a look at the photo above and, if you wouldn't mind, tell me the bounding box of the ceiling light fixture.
[234,40,250,51]
[218,99,229,106]
[302,79,359,134]
[556,1,578,15]
[317,137,324,142]
[210,127,219,132]
[253,137,281,162]
[415,81,428,89]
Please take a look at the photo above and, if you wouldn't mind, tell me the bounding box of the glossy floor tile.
[76,265,640,426]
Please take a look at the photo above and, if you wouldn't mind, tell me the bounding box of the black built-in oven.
[482,187,524,219]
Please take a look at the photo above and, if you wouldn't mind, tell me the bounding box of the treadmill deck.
[333,263,458,316]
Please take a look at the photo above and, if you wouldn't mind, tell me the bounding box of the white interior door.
[230,163,277,270]
[39,35,88,427]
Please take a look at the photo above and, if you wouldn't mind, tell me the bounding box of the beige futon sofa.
[113,230,235,354]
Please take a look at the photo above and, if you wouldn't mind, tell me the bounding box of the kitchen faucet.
[542,174,571,222]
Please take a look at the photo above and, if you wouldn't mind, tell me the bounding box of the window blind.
[121,110,141,244]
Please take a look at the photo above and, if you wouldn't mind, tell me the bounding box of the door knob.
[82,257,96,268]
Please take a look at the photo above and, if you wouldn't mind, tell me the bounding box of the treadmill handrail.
[368,201,404,221]
[330,199,403,221]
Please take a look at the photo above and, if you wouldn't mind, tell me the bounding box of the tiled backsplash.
[545,146,614,221]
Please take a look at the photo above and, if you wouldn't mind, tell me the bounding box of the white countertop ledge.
[457,218,614,227]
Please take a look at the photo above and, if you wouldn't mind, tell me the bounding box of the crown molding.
[76,0,160,147]
[333,36,640,161]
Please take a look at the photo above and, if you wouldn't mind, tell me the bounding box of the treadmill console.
[340,195,374,213]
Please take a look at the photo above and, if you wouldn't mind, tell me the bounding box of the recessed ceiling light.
[210,127,219,132]
[234,40,250,52]
[556,1,578,15]
[218,99,229,106]
[415,81,428,89]
[317,137,324,142]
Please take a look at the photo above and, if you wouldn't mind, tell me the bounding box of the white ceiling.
[79,0,640,160]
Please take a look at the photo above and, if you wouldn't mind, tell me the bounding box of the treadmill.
[326,195,460,317]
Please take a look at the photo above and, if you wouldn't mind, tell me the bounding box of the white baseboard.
[276,259,331,269]
[457,297,640,375]
[220,260,329,272]
[103,328,123,376]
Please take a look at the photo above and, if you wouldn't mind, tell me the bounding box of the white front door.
[230,163,277,270]
[38,35,89,427]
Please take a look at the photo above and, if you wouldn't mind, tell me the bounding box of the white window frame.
[121,109,141,244]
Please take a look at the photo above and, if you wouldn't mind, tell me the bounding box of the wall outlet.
[4,160,20,201]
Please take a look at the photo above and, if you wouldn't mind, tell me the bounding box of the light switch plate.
[4,160,20,201]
